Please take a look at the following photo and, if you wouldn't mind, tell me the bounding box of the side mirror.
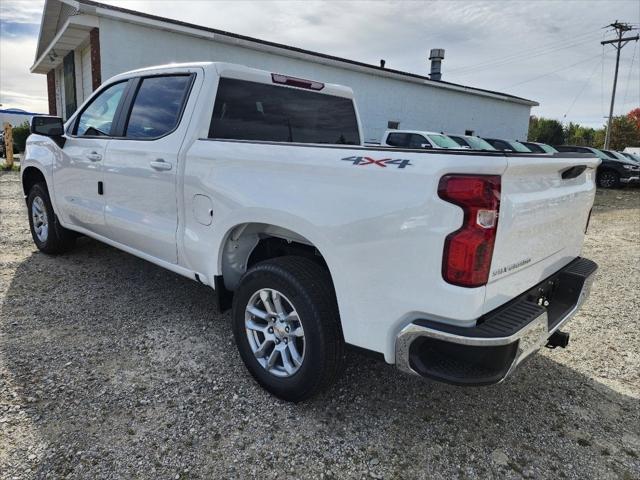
[31,116,64,137]
[421,143,432,149]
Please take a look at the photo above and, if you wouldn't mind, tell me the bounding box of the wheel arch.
[217,221,334,293]
[21,166,48,197]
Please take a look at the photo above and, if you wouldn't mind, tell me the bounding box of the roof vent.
[429,48,445,81]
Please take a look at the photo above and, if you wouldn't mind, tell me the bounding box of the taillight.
[438,174,501,287]
[271,73,324,90]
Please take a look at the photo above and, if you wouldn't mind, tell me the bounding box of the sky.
[1,0,638,128]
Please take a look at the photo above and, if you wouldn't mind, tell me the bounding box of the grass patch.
[1,162,20,172]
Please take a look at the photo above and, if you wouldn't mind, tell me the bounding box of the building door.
[103,74,194,263]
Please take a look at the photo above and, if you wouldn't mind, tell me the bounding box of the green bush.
[12,121,30,154]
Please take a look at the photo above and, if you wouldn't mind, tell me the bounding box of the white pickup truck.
[22,62,598,401]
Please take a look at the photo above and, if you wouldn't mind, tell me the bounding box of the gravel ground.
[1,170,639,479]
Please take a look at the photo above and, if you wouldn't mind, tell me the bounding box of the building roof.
[32,0,539,106]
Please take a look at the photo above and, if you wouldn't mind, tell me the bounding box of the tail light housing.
[438,174,501,287]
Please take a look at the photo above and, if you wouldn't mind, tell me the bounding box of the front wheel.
[597,169,620,189]
[27,182,76,254]
[232,256,344,402]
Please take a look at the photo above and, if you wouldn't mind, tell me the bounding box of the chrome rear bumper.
[395,257,597,385]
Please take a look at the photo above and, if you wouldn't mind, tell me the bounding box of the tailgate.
[483,154,599,313]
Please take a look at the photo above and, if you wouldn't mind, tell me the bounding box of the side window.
[209,78,360,145]
[386,133,409,147]
[75,82,127,136]
[125,75,192,138]
[408,134,429,149]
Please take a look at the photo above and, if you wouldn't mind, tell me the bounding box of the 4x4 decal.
[341,156,413,169]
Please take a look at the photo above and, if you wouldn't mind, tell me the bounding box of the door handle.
[86,152,102,162]
[149,159,173,171]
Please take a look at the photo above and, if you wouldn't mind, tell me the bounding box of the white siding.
[54,65,64,118]
[80,44,92,102]
[98,18,531,141]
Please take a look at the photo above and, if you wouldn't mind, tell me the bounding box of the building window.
[465,129,474,136]
[388,121,400,129]
[63,51,77,119]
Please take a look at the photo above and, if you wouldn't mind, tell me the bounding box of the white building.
[31,0,538,142]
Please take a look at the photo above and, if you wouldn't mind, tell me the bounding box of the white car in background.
[381,129,462,149]
[447,134,497,151]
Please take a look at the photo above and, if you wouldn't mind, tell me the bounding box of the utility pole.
[601,21,639,149]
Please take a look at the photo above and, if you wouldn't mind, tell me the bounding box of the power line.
[449,31,603,76]
[501,55,601,89]
[621,40,638,109]
[563,56,603,121]
[447,28,602,74]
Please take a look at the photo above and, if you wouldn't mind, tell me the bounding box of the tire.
[597,169,620,189]
[27,182,76,254]
[232,256,344,402]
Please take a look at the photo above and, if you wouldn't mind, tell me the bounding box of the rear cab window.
[124,75,193,139]
[209,78,360,145]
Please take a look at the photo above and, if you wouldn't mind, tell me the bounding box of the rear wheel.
[27,183,75,254]
[597,169,620,188]
[232,256,344,402]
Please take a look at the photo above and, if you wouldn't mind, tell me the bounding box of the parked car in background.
[381,130,461,149]
[482,138,532,152]
[620,151,640,163]
[555,145,640,188]
[521,141,558,154]
[602,149,635,164]
[447,134,497,151]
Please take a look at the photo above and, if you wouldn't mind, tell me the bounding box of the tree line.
[528,108,640,150]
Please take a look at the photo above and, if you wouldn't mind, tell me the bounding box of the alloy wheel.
[31,196,49,242]
[244,288,305,377]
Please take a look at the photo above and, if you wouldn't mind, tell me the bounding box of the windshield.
[465,136,496,150]
[591,149,611,160]
[426,134,460,149]
[610,151,630,161]
[601,150,618,159]
[509,141,533,152]
[522,142,545,153]
[448,135,469,148]
[539,143,558,153]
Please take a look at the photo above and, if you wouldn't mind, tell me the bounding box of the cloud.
[0,0,638,125]
[0,34,47,112]
[0,0,44,24]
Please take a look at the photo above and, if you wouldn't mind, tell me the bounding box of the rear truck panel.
[483,154,599,313]
[394,153,599,384]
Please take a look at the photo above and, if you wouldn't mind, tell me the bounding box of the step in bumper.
[395,257,598,386]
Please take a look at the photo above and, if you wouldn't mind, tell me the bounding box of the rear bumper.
[395,257,597,386]
[620,175,640,184]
